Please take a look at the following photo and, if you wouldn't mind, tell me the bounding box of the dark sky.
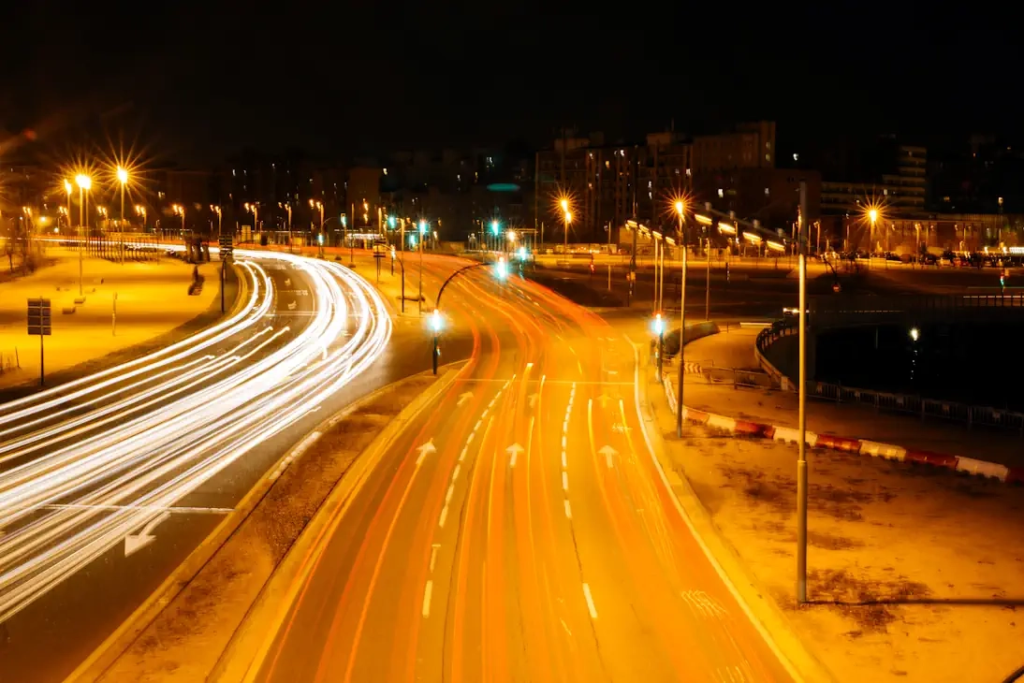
[2,2,1019,164]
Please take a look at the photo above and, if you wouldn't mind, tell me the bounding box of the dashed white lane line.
[452,464,461,481]
[422,580,434,617]
[561,435,567,448]
[561,451,567,468]
[467,433,475,444]
[582,583,598,619]
[445,484,455,504]
[564,500,572,519]
[563,421,568,433]
[474,420,482,431]
[438,505,449,528]
[459,447,468,462]
[430,543,440,572]
[562,471,569,491]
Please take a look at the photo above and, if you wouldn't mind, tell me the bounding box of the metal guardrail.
[811,293,1024,329]
[755,320,1024,436]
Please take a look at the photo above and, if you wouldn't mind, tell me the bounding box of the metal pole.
[659,238,665,311]
[797,180,809,604]
[120,184,125,264]
[418,235,423,315]
[39,330,44,386]
[432,333,438,375]
[629,226,637,307]
[349,204,355,266]
[79,188,84,296]
[221,260,226,313]
[705,237,711,320]
[675,218,688,437]
[653,238,660,313]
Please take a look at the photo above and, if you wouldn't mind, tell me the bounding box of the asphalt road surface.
[0,249,395,683]
[239,255,797,682]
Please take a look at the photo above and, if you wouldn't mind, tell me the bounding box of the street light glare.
[75,174,92,190]
[868,207,879,222]
[560,198,569,211]
[64,180,72,194]
[675,200,685,216]
[430,309,442,333]
[565,211,573,224]
[116,167,128,184]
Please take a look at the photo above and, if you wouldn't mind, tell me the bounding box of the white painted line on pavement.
[474,420,482,431]
[445,484,455,504]
[582,583,598,619]
[561,451,567,468]
[562,472,569,491]
[481,408,489,418]
[564,500,572,519]
[458,447,468,462]
[561,435,567,448]
[430,544,440,572]
[563,421,568,433]
[422,580,434,617]
[452,464,461,481]
[438,505,449,529]
[466,432,475,444]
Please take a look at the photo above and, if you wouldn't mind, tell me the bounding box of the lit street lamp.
[116,166,128,229]
[418,219,427,314]
[75,174,92,296]
[211,205,222,238]
[310,199,324,257]
[674,198,688,436]
[279,202,292,252]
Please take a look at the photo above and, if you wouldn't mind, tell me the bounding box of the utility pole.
[797,180,809,604]
[705,237,711,320]
[675,213,688,437]
[607,222,612,292]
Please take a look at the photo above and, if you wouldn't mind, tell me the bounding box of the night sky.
[2,3,1017,164]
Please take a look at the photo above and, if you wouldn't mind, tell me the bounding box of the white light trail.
[0,247,392,623]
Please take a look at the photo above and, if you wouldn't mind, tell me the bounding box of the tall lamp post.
[116,166,129,263]
[211,205,222,238]
[310,199,324,258]
[280,202,292,252]
[560,198,572,253]
[418,219,427,315]
[135,205,147,234]
[868,207,878,254]
[674,199,688,437]
[75,174,92,296]
[797,180,810,604]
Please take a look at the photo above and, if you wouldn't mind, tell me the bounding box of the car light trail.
[0,248,391,623]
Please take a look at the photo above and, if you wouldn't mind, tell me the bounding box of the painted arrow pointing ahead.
[124,511,171,557]
[597,393,611,409]
[507,443,524,468]
[528,393,538,409]
[457,392,473,407]
[415,439,437,466]
[598,445,618,468]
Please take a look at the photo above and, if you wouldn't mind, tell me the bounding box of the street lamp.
[244,202,259,242]
[653,312,665,380]
[63,180,73,234]
[136,205,147,232]
[674,198,688,436]
[867,206,879,254]
[75,174,92,296]
[418,219,427,314]
[279,202,292,252]
[172,204,186,234]
[211,205,222,238]
[116,166,129,228]
[310,199,324,257]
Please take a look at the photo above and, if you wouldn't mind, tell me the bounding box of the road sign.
[28,298,52,336]
[219,234,234,262]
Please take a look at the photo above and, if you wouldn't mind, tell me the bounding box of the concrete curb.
[662,375,1024,485]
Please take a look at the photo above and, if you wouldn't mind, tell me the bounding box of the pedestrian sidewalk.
[0,248,221,390]
[679,326,1024,471]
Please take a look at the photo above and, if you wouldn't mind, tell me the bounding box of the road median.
[65,362,464,683]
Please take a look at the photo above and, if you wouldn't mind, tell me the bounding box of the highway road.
[0,249,393,682]
[236,254,797,682]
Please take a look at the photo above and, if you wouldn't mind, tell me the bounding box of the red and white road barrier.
[662,375,1024,485]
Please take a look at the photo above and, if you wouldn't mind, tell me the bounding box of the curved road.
[0,249,392,682]
[237,254,797,682]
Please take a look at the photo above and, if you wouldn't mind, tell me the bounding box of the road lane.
[245,255,798,682]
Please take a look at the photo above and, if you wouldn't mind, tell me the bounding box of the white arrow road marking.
[124,511,171,557]
[415,439,437,466]
[506,443,524,468]
[598,445,618,469]
[598,393,611,408]
[287,301,297,310]
[457,391,473,407]
[284,278,291,286]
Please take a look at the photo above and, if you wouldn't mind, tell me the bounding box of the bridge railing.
[756,318,1024,436]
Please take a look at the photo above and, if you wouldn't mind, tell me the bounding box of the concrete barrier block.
[62,306,76,315]
[706,413,737,432]
[904,450,959,469]
[73,297,86,304]
[955,456,1010,481]
[859,440,907,461]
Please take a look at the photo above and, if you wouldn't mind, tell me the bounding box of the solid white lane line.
[562,471,569,491]
[564,500,572,519]
[582,583,598,619]
[422,580,434,617]
[438,506,449,528]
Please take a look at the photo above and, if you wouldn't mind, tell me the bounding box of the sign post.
[27,298,52,386]
[219,234,234,313]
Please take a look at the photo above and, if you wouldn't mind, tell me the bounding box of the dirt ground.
[662,416,1024,682]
